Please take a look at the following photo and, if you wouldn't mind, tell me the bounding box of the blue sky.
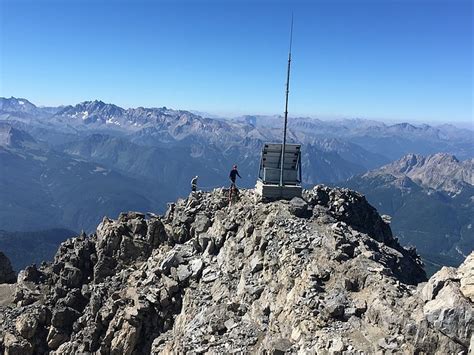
[0,0,472,122]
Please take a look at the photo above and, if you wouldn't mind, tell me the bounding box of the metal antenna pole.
[279,14,293,187]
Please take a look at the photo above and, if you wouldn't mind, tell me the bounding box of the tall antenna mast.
[279,14,293,187]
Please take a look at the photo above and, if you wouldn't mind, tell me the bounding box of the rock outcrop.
[367,153,474,194]
[0,186,472,354]
[346,154,474,273]
[0,251,15,284]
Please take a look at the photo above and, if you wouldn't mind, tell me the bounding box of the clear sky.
[0,0,472,122]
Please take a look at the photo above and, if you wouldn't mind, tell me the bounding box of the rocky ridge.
[346,154,474,271]
[0,186,472,354]
[366,153,474,194]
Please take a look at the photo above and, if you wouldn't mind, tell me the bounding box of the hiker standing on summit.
[229,165,241,187]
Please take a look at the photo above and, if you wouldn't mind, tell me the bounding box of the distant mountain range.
[1,97,472,158]
[0,96,472,271]
[346,153,473,274]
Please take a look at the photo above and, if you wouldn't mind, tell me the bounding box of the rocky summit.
[0,186,472,354]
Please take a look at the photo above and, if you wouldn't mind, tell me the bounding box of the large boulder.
[458,252,474,302]
[421,252,474,349]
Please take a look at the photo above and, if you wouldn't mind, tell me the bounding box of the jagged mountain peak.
[388,122,438,132]
[399,152,459,165]
[0,97,37,112]
[390,122,417,130]
[367,152,472,193]
[50,99,224,133]
[426,152,460,163]
[388,153,425,174]
[56,100,125,121]
[3,186,472,354]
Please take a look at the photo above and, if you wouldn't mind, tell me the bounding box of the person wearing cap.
[191,176,198,192]
[229,165,241,186]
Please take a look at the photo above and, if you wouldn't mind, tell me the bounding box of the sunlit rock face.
[0,186,472,354]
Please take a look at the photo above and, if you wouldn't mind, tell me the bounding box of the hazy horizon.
[2,95,472,130]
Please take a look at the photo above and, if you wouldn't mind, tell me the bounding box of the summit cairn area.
[0,186,472,354]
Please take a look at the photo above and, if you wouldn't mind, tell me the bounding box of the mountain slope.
[370,153,473,193]
[345,153,474,272]
[309,137,389,170]
[0,124,158,232]
[284,116,473,160]
[0,97,40,118]
[0,187,472,354]
[60,133,368,191]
